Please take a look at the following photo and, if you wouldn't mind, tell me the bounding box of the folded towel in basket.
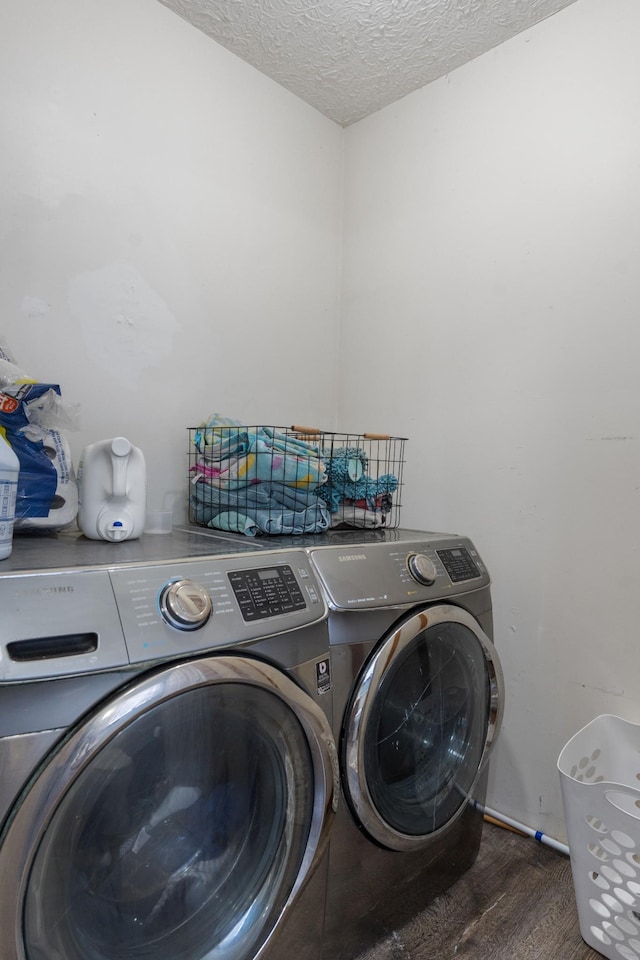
[192,424,326,490]
[202,506,330,537]
[190,477,330,536]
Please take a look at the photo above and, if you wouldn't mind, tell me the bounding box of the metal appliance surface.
[0,526,337,960]
[307,529,505,960]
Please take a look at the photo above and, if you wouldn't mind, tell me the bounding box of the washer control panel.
[310,535,489,610]
[0,548,326,680]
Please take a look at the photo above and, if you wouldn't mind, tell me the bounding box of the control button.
[407,553,437,586]
[159,579,212,631]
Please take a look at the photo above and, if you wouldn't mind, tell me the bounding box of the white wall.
[341,0,640,842]
[3,0,639,844]
[0,0,343,516]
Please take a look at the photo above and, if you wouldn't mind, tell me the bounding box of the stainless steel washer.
[308,529,504,960]
[0,527,338,960]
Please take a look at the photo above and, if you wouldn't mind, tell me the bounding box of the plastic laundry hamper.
[558,715,640,960]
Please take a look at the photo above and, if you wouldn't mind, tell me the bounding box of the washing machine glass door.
[0,656,336,960]
[342,604,503,852]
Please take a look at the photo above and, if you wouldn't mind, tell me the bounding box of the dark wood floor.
[359,822,603,960]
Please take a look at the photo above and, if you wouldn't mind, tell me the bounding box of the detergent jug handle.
[110,437,132,498]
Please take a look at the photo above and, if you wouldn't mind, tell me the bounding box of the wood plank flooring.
[359,823,603,960]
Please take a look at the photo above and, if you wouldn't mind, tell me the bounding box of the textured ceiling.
[157,0,579,126]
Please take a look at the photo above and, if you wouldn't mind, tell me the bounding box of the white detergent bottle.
[77,437,146,541]
[0,433,19,559]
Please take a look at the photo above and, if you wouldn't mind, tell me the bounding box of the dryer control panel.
[435,547,482,583]
[309,535,490,610]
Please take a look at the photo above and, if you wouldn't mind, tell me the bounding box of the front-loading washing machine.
[0,527,338,960]
[308,529,505,960]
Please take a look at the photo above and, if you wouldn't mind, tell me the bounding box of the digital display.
[258,569,279,581]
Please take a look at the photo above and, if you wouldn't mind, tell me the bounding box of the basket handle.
[290,426,392,440]
[604,788,640,821]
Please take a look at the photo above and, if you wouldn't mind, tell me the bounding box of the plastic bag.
[0,342,79,530]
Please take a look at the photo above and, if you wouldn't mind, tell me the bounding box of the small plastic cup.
[145,509,173,534]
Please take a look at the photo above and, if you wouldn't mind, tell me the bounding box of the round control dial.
[407,553,437,586]
[159,579,212,631]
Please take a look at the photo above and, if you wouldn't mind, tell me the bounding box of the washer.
[0,527,338,960]
[308,529,505,960]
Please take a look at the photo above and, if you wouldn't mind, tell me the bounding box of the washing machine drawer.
[0,655,337,960]
[342,603,503,851]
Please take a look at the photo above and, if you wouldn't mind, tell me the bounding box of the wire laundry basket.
[187,422,406,537]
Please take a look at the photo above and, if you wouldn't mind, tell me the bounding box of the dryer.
[0,527,338,960]
[308,529,504,960]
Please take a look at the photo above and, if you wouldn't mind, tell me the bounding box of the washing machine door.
[0,655,337,960]
[342,604,503,852]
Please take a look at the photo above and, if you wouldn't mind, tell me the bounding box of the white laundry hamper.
[558,715,640,960]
